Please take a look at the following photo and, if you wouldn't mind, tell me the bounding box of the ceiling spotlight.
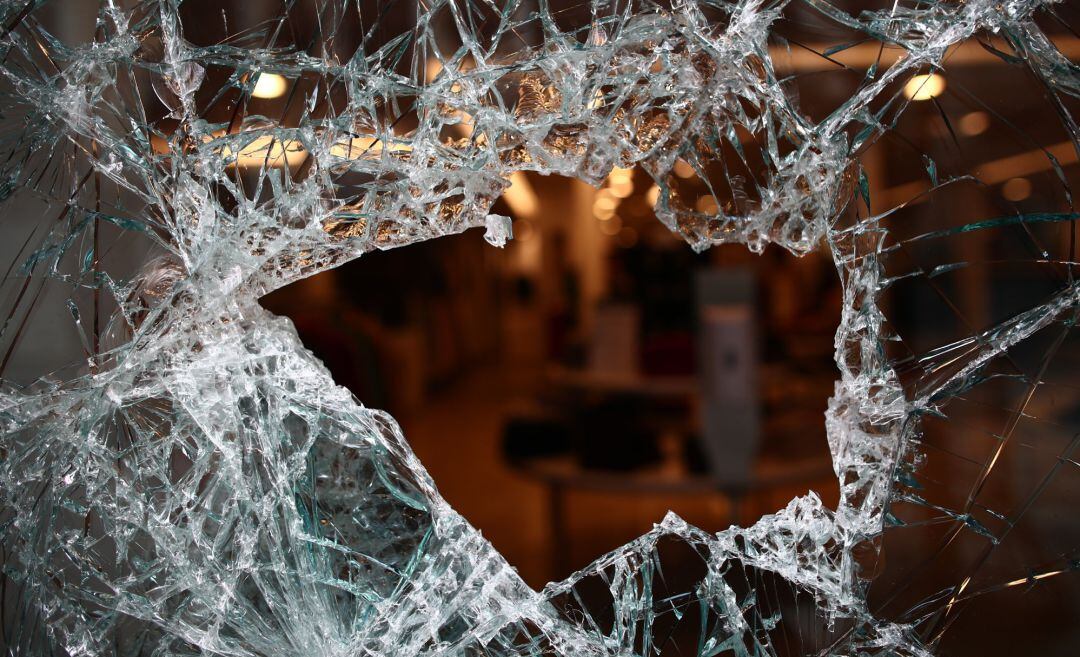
[252,73,288,99]
[959,111,990,136]
[1002,177,1032,201]
[903,73,945,101]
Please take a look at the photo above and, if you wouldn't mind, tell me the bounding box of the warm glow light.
[1002,177,1032,201]
[903,73,946,101]
[978,141,1075,184]
[695,195,719,214]
[154,130,415,168]
[673,160,695,178]
[234,137,305,168]
[879,140,1077,208]
[445,114,474,139]
[252,73,288,99]
[606,167,635,198]
[959,111,990,136]
[594,187,620,220]
[503,172,540,218]
[609,179,633,198]
[236,134,416,169]
[425,58,443,83]
[646,184,660,206]
[329,136,412,158]
[593,194,618,215]
[424,56,475,86]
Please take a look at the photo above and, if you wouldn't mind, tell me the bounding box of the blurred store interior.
[263,165,845,585]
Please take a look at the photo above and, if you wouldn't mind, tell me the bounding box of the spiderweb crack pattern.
[0,0,1077,655]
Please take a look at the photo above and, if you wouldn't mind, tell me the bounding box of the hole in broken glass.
[261,171,841,584]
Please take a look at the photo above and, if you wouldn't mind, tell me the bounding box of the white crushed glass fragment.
[484,214,514,248]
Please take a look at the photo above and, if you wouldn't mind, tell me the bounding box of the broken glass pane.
[0,0,1077,654]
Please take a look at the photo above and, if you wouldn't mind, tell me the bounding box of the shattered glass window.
[0,0,1078,655]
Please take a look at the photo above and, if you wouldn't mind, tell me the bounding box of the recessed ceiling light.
[903,73,945,101]
[959,111,990,136]
[252,73,288,99]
